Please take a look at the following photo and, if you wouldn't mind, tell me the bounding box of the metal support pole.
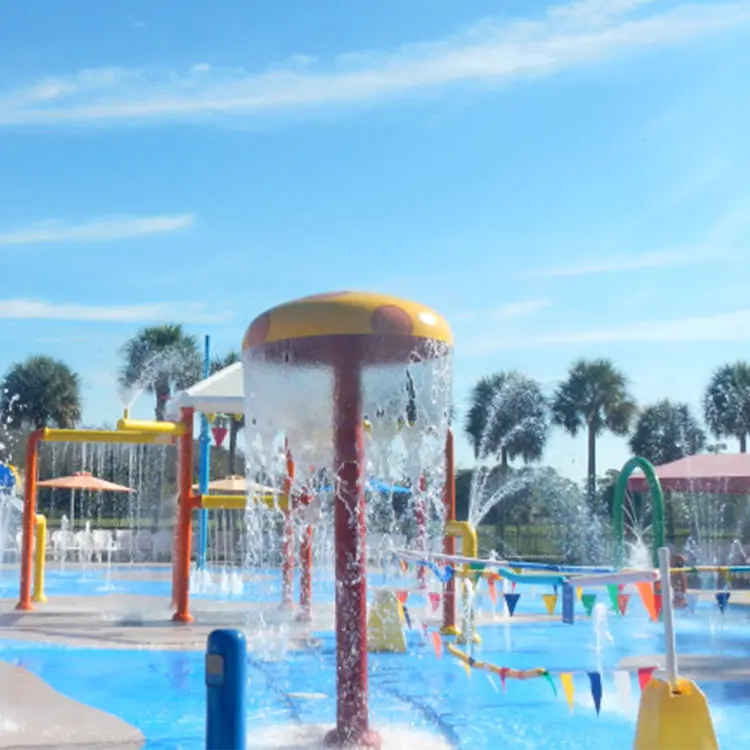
[658,546,678,690]
[206,629,246,750]
[198,334,211,570]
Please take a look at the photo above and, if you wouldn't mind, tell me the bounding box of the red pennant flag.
[431,631,442,658]
[428,592,441,612]
[617,593,631,616]
[396,590,409,604]
[211,425,228,448]
[654,593,663,619]
[487,577,497,605]
[638,667,656,691]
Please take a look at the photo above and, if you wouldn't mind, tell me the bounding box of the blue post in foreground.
[197,334,211,570]
[206,629,246,750]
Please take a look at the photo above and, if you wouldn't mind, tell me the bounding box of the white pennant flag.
[613,670,632,715]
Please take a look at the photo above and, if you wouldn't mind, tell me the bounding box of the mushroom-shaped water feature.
[242,291,453,748]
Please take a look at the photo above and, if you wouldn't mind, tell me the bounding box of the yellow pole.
[32,514,47,603]
[116,418,186,436]
[42,428,173,445]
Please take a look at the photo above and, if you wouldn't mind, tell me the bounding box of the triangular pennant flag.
[542,593,558,616]
[653,580,663,620]
[398,559,409,574]
[211,425,228,448]
[469,562,486,573]
[637,667,656,691]
[581,593,597,617]
[402,605,412,630]
[613,670,632,714]
[617,593,631,616]
[428,592,441,612]
[504,592,521,617]
[431,631,442,658]
[560,672,575,714]
[576,587,584,602]
[487,577,497,606]
[588,672,603,715]
[542,670,557,697]
[636,581,658,622]
[716,591,731,613]
[396,590,409,604]
[607,584,620,614]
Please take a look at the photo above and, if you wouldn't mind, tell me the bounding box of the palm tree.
[0,355,82,429]
[629,400,705,465]
[552,358,637,506]
[210,350,244,474]
[703,361,750,452]
[119,324,201,420]
[464,371,549,468]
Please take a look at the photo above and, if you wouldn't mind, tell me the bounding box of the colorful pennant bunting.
[588,672,602,715]
[716,591,730,613]
[504,592,521,617]
[581,593,597,617]
[543,593,558,616]
[560,672,575,713]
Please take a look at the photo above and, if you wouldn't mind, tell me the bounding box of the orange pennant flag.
[488,577,497,605]
[431,631,443,658]
[396,590,409,604]
[560,672,575,714]
[636,582,658,622]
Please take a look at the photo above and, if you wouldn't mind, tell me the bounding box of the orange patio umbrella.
[37,471,134,531]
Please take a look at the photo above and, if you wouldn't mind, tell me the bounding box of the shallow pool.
[1,592,748,749]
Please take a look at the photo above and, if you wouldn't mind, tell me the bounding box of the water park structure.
[3,290,750,749]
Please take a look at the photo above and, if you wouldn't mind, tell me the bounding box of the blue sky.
[1,0,749,478]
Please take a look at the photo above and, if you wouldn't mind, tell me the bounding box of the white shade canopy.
[169,362,244,416]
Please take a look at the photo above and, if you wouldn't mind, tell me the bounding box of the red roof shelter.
[627,454,750,495]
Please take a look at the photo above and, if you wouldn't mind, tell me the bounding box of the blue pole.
[206,629,246,750]
[197,334,211,570]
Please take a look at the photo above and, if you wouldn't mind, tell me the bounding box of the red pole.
[416,473,427,589]
[173,408,195,623]
[324,356,380,749]
[441,428,458,635]
[17,430,42,611]
[298,488,314,622]
[281,446,295,609]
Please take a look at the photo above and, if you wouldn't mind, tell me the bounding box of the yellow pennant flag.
[542,593,558,616]
[560,672,575,714]
[576,587,583,602]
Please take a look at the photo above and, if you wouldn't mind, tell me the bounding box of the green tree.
[119,324,201,421]
[552,358,637,506]
[0,355,82,429]
[464,371,549,469]
[629,400,705,466]
[703,361,750,452]
[210,350,245,474]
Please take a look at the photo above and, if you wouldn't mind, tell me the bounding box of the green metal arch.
[613,456,665,568]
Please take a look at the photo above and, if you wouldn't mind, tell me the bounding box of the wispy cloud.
[0,299,230,323]
[0,0,746,127]
[466,308,750,353]
[516,247,723,278]
[0,214,194,247]
[455,299,551,322]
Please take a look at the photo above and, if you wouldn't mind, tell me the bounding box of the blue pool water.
[1,580,749,749]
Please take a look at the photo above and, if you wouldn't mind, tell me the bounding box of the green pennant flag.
[607,584,620,615]
[469,562,486,572]
[581,593,597,617]
[541,670,557,697]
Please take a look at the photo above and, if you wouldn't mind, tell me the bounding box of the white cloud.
[0,214,194,246]
[0,299,231,323]
[516,247,724,278]
[0,0,746,127]
[466,308,750,353]
[455,299,550,321]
